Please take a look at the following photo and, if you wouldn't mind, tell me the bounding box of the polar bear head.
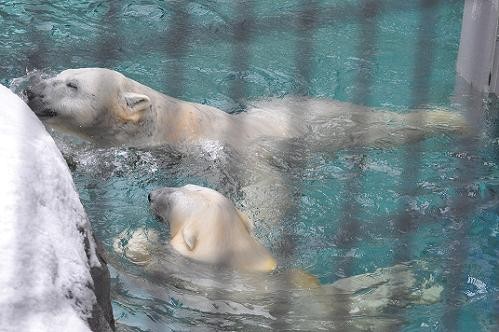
[149,184,277,272]
[26,68,153,145]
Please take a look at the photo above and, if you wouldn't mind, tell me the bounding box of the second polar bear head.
[149,184,277,272]
[26,68,154,145]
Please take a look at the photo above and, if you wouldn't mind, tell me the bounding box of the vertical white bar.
[489,26,499,93]
[456,0,499,94]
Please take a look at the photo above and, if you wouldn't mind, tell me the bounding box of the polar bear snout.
[148,187,175,220]
[148,187,173,203]
[24,72,48,99]
[25,78,59,117]
[25,83,59,118]
[25,82,45,102]
[25,87,42,101]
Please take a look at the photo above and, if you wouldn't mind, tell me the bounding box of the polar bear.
[147,184,277,272]
[116,184,442,326]
[25,68,469,224]
[25,68,467,149]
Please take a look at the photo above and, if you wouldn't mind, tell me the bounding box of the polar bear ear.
[120,92,151,122]
[181,223,197,251]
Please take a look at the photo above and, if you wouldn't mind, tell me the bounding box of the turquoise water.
[2,0,499,331]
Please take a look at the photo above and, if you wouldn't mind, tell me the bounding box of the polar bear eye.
[66,81,78,90]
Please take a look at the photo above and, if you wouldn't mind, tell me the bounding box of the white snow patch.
[0,84,98,332]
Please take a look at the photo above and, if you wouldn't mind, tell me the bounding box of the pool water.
[2,0,499,331]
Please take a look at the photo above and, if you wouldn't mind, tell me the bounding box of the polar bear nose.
[25,87,43,101]
[25,85,45,101]
[25,88,35,100]
[148,188,175,204]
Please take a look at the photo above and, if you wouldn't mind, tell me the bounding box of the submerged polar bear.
[117,184,442,324]
[26,68,467,149]
[148,184,277,272]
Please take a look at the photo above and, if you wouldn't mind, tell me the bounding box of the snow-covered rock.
[0,84,114,332]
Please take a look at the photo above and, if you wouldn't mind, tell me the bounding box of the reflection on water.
[2,0,499,330]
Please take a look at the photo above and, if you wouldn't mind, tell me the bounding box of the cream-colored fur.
[115,186,441,329]
[27,68,469,225]
[148,184,277,272]
[27,68,467,149]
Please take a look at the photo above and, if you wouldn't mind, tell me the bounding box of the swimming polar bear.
[147,184,277,272]
[25,68,469,224]
[114,184,442,330]
[26,68,467,149]
[118,184,441,295]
